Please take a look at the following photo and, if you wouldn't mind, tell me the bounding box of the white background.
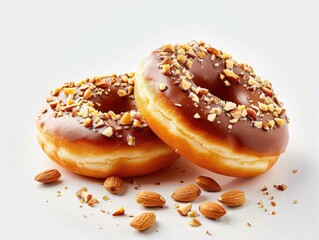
[1,0,318,239]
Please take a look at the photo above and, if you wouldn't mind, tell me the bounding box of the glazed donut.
[135,41,289,177]
[36,72,179,178]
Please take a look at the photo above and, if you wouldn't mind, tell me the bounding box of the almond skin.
[218,190,246,207]
[136,191,166,207]
[199,202,226,219]
[130,212,156,231]
[103,176,123,194]
[34,169,61,184]
[171,184,201,202]
[195,176,221,192]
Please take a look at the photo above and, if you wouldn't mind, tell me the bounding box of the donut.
[135,40,289,177]
[36,72,179,178]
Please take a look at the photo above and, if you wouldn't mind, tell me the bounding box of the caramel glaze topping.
[142,41,289,155]
[37,73,156,147]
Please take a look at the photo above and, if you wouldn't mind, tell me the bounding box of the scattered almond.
[177,203,192,216]
[199,202,226,219]
[171,184,201,202]
[130,212,156,231]
[136,191,166,207]
[218,190,246,207]
[34,169,61,184]
[195,176,221,192]
[103,176,123,194]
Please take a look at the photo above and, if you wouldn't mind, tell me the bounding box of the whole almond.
[34,169,61,184]
[130,212,156,231]
[199,202,226,219]
[103,176,123,194]
[195,176,221,192]
[171,183,201,202]
[218,190,246,207]
[136,191,166,207]
[171,184,201,202]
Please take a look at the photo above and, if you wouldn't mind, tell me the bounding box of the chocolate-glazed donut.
[36,73,179,178]
[135,41,289,177]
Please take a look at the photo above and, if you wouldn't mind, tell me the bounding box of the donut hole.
[91,89,135,114]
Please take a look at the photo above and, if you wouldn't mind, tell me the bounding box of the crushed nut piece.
[120,112,132,125]
[159,83,167,91]
[193,113,201,119]
[102,127,114,137]
[188,218,201,227]
[112,206,125,216]
[117,89,127,97]
[224,101,236,111]
[207,113,217,122]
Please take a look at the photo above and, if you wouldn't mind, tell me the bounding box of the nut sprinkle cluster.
[157,40,288,131]
[42,72,147,146]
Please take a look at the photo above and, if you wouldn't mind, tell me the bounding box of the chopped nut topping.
[228,124,233,129]
[102,127,114,138]
[186,59,194,69]
[230,108,241,119]
[223,69,239,82]
[177,54,187,64]
[162,44,175,52]
[133,119,143,128]
[247,108,257,120]
[120,112,132,125]
[127,135,136,146]
[193,113,201,119]
[274,118,285,126]
[211,107,222,115]
[117,89,127,97]
[225,59,234,69]
[83,118,93,127]
[83,88,93,99]
[159,83,167,91]
[254,121,263,129]
[207,113,217,122]
[180,79,192,91]
[161,64,171,75]
[197,51,206,59]
[224,101,236,111]
[258,102,268,111]
[174,103,182,107]
[189,92,199,104]
[64,87,77,95]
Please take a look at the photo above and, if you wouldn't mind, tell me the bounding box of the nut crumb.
[188,218,201,227]
[274,184,288,191]
[206,230,212,235]
[292,200,298,204]
[247,222,252,227]
[292,169,298,174]
[102,195,109,201]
